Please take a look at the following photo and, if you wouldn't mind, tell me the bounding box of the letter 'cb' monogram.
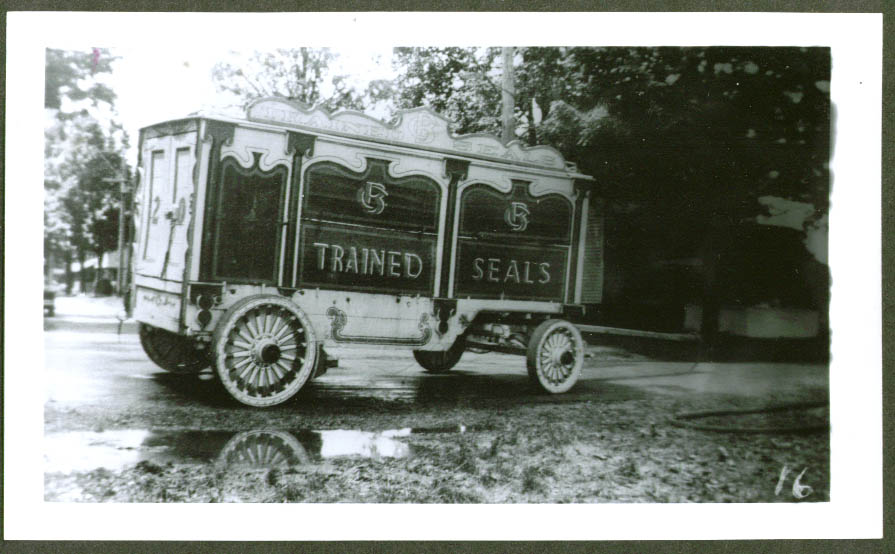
[357,181,388,215]
[504,202,530,232]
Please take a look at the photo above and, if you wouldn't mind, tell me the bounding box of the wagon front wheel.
[526,319,584,394]
[212,295,318,407]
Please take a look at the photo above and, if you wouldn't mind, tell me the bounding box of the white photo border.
[4,11,883,540]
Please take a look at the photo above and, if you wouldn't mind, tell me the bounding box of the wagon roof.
[141,97,594,181]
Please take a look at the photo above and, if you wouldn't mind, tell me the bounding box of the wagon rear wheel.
[212,295,318,407]
[139,323,209,374]
[413,335,466,373]
[526,319,583,393]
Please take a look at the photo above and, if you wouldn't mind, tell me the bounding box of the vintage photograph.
[5,10,882,542]
[41,43,832,504]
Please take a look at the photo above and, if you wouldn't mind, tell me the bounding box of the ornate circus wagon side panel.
[451,169,576,303]
[293,150,446,348]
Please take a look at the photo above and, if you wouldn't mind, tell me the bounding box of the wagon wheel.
[526,319,584,394]
[139,323,210,374]
[212,295,318,407]
[413,335,466,373]
[217,430,310,468]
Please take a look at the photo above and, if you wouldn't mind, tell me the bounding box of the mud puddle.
[44,425,469,474]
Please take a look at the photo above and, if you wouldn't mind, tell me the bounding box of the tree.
[532,47,830,345]
[45,48,129,292]
[45,48,116,112]
[212,48,366,112]
[61,152,126,292]
[391,47,503,135]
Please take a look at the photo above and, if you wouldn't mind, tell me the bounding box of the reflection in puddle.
[44,426,429,474]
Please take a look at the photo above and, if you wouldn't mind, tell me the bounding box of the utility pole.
[501,47,515,144]
[102,156,130,297]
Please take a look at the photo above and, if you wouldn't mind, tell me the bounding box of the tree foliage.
[389,46,830,222]
[212,49,366,112]
[63,152,125,261]
[389,46,831,325]
[45,48,117,113]
[534,47,831,217]
[391,47,503,135]
[44,48,128,286]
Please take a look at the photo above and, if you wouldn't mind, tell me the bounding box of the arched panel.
[211,153,288,283]
[453,181,573,302]
[297,158,441,295]
[302,159,440,232]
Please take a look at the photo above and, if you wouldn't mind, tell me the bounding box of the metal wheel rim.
[537,327,579,386]
[217,300,314,405]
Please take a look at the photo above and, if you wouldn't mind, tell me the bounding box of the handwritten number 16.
[775,465,813,499]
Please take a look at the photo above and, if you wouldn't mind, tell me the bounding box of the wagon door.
[136,132,197,281]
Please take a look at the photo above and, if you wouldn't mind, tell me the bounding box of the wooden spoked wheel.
[526,319,583,394]
[413,335,466,373]
[212,295,317,407]
[217,430,310,468]
[139,323,210,374]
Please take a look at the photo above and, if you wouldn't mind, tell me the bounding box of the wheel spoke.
[234,362,252,382]
[266,318,280,339]
[249,317,263,338]
[268,450,284,466]
[263,312,272,335]
[257,312,268,336]
[245,364,261,386]
[269,363,284,380]
[235,327,253,344]
[269,315,287,339]
[232,339,254,350]
[231,356,252,370]
[273,322,294,342]
[258,367,268,391]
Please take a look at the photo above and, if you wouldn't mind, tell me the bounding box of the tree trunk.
[78,251,87,293]
[526,102,538,145]
[64,251,73,295]
[45,249,55,283]
[96,249,105,295]
[699,213,726,361]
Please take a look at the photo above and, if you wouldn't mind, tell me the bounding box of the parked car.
[44,285,57,316]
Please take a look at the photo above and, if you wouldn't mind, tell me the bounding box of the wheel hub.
[559,349,575,367]
[252,339,281,365]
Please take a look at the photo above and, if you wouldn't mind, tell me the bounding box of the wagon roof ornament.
[245,97,592,179]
